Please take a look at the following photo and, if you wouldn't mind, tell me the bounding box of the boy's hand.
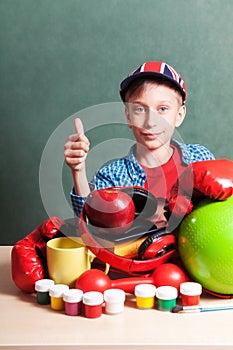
[64,118,90,172]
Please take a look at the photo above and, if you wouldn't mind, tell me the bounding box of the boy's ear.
[175,105,186,127]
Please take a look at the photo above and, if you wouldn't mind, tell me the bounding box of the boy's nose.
[144,109,159,128]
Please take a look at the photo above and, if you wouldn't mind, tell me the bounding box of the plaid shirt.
[71,140,215,216]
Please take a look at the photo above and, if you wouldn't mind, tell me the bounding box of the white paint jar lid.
[63,289,83,303]
[180,282,202,296]
[49,284,69,297]
[35,279,54,292]
[83,291,104,306]
[156,286,178,300]
[134,284,156,298]
[104,289,125,302]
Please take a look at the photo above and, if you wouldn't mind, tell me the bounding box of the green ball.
[178,196,233,294]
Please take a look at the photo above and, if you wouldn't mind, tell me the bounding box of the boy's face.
[125,82,186,153]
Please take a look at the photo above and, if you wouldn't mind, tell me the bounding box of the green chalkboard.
[1,0,233,244]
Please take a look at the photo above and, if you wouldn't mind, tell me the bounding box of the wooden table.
[1,245,233,349]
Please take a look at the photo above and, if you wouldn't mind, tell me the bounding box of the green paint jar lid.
[35,279,54,292]
[156,286,178,300]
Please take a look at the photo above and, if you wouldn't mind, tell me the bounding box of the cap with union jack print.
[119,61,186,104]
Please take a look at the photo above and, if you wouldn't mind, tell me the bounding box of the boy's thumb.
[74,118,84,139]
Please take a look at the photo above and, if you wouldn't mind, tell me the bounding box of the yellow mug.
[46,237,108,287]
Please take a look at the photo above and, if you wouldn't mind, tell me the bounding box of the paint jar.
[63,289,83,316]
[35,279,55,305]
[180,282,202,306]
[49,284,69,311]
[156,286,178,311]
[83,291,104,318]
[103,289,125,315]
[134,284,156,309]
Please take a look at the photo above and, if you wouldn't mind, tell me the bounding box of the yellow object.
[134,284,156,309]
[96,235,148,258]
[49,284,69,311]
[50,296,64,311]
[46,237,102,287]
[136,296,155,309]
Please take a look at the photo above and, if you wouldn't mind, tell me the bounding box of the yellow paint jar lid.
[134,284,156,298]
[49,284,69,298]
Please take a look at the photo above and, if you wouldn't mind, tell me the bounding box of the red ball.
[75,269,111,293]
[152,263,188,291]
[84,188,135,234]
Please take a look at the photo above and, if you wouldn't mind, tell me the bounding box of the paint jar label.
[157,298,176,311]
[84,304,103,318]
[136,296,155,309]
[50,296,65,311]
[64,301,82,316]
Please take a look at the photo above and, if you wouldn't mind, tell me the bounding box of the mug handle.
[87,249,110,274]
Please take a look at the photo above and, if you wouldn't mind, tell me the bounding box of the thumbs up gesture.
[64,118,90,172]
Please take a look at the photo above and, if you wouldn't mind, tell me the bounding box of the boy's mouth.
[141,130,164,140]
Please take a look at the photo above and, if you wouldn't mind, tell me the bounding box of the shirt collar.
[125,144,146,180]
[126,140,192,170]
[171,139,192,165]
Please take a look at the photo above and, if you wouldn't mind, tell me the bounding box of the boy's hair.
[124,77,183,105]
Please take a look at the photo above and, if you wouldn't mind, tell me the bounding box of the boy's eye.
[159,106,168,113]
[133,105,146,113]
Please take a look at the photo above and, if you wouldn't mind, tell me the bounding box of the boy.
[64,61,215,226]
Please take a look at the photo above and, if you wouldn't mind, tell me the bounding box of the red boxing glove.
[169,159,233,218]
[11,217,64,293]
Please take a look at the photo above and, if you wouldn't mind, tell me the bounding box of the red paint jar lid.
[180,282,202,296]
[83,291,103,306]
